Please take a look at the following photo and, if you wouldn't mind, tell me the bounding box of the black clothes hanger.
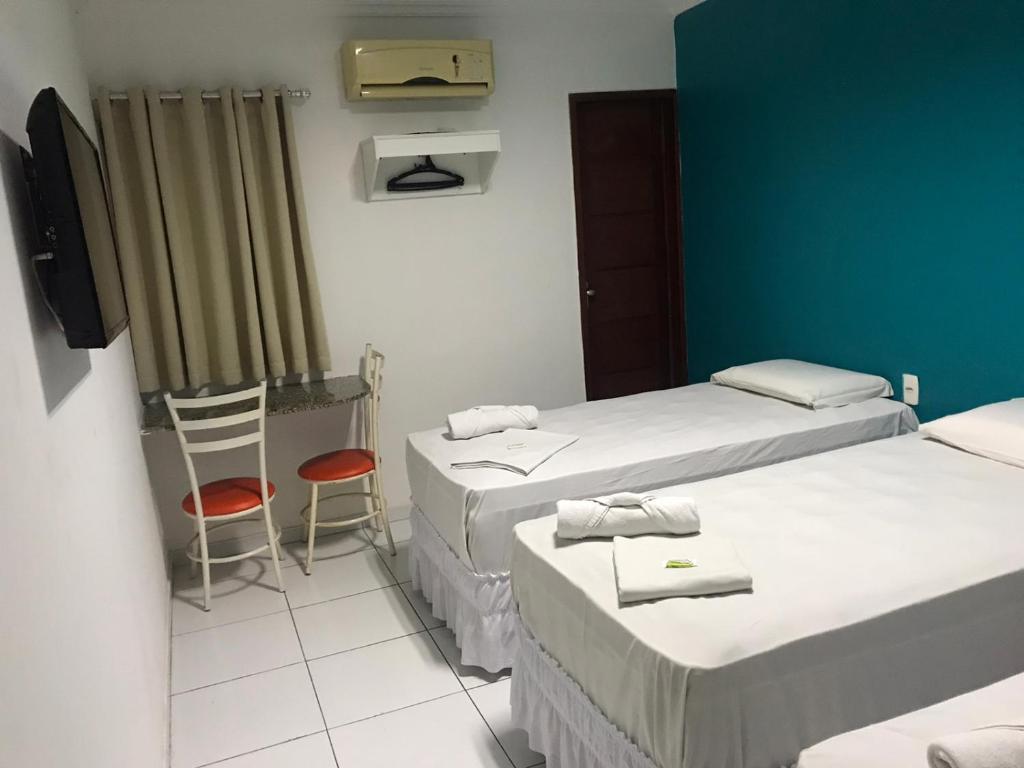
[387,155,465,192]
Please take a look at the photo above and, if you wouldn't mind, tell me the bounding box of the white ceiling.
[69,0,704,18]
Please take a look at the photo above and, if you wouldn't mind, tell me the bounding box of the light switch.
[902,373,919,406]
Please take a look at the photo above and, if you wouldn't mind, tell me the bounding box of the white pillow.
[921,399,1024,469]
[710,359,894,409]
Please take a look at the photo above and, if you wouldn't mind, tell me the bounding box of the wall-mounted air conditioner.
[341,39,495,101]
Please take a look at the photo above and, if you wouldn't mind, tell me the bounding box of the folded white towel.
[450,428,579,476]
[447,405,539,440]
[557,493,700,539]
[612,534,752,603]
[928,726,1024,768]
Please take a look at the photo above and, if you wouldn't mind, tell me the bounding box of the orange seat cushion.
[298,448,376,483]
[181,477,275,517]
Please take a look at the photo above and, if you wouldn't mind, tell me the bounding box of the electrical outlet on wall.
[902,373,920,406]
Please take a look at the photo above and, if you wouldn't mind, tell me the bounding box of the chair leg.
[371,474,384,532]
[372,471,396,556]
[189,519,200,578]
[305,483,319,575]
[262,502,284,593]
[196,518,212,612]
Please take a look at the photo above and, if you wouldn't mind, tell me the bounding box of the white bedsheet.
[407,383,916,573]
[798,672,1024,768]
[510,434,1024,768]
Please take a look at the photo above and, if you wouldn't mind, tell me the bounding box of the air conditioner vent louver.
[342,39,494,101]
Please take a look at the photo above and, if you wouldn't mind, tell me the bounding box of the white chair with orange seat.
[165,381,284,611]
[297,344,395,575]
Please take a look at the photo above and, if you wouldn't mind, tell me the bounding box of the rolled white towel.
[556,492,700,539]
[447,405,539,440]
[927,726,1024,768]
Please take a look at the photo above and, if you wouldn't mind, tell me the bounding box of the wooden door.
[570,90,685,400]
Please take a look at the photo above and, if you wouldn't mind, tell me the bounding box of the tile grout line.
[384,539,512,692]
[329,689,468,730]
[284,591,342,768]
[423,621,477,693]
[287,577,401,613]
[169,523,386,582]
[373,540,404,583]
[396,580,520,768]
[169,518,424,768]
[171,534,381,585]
[392,552,524,764]
[194,729,327,768]
[171,576,402,639]
[304,627,430,664]
[171,553,417,691]
[394,542,512,691]
[172,546,369,578]
[287,555,452,766]
[421,622,512,692]
[302,536,470,728]
[464,688,518,768]
[169,514,412,576]
[171,660,307,697]
[171,606,292,638]
[304,541,503,741]
[373,542,452,669]
[165,569,175,768]
[170,520,398,573]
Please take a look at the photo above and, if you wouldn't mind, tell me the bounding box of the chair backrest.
[163,381,269,520]
[362,344,385,459]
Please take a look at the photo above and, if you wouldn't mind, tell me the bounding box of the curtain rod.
[104,88,311,102]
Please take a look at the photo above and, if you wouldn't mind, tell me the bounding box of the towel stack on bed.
[612,534,753,603]
[449,428,579,476]
[444,404,579,476]
[555,492,752,602]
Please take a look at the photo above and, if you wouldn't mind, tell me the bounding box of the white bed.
[406,383,916,671]
[797,671,1024,768]
[509,434,1024,768]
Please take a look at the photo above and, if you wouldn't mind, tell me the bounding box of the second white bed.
[406,383,916,670]
[510,434,1024,768]
[797,671,1024,768]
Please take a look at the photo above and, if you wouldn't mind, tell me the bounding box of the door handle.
[586,289,597,297]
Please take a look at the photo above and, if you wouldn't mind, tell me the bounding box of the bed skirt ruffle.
[408,507,517,673]
[511,616,659,768]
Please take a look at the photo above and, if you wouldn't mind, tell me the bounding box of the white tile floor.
[169,511,544,768]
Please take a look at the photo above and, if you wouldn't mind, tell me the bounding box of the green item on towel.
[665,559,697,569]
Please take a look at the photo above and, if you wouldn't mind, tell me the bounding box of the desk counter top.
[141,375,369,434]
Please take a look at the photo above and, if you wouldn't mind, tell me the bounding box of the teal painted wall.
[675,0,1024,421]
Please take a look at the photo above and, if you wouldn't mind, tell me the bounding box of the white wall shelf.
[359,130,501,202]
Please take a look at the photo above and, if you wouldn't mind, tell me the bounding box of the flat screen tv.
[22,87,127,349]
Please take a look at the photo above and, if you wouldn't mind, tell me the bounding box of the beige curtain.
[95,85,331,393]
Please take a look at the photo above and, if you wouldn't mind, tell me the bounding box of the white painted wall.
[0,1,170,765]
[72,1,679,551]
